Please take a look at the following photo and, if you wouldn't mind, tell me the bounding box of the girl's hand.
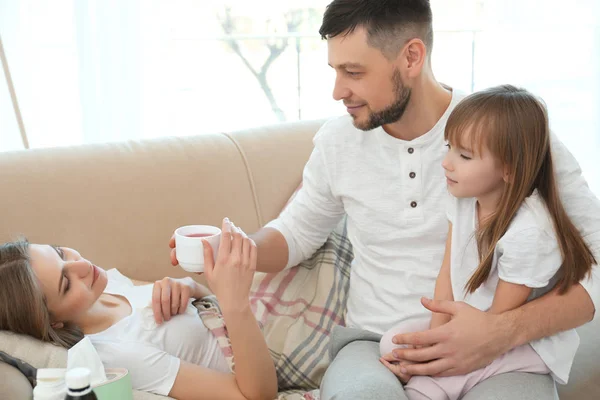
[203,218,256,313]
[152,277,196,324]
[380,351,417,384]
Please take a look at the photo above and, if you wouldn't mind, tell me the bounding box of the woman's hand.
[152,277,198,324]
[203,218,256,314]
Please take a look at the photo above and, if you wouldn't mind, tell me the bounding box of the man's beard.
[353,69,411,131]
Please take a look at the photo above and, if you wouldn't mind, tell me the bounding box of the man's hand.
[391,297,516,377]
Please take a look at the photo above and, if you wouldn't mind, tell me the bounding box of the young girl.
[0,218,277,400]
[379,85,596,400]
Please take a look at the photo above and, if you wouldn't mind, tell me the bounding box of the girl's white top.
[448,190,579,384]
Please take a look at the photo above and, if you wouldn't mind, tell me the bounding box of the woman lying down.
[0,218,277,400]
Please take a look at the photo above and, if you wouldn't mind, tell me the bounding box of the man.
[172,1,600,399]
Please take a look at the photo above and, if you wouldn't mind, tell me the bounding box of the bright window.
[1,0,599,193]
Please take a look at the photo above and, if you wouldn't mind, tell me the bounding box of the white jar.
[33,368,67,400]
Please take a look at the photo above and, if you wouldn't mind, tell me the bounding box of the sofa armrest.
[0,362,33,399]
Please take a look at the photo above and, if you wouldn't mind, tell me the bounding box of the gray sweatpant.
[320,326,558,400]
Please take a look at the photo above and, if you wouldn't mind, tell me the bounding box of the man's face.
[327,26,411,131]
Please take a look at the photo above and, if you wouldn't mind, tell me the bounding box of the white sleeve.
[94,341,180,396]
[551,133,600,320]
[265,121,345,269]
[497,228,562,288]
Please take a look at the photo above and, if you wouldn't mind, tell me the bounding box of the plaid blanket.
[194,218,354,399]
[252,219,353,398]
[196,219,353,400]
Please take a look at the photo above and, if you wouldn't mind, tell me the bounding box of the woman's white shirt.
[86,269,229,396]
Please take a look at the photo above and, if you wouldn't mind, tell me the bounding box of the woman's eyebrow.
[50,245,65,294]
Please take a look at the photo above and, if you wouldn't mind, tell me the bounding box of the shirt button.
[409,172,416,179]
[410,201,417,208]
[408,147,414,154]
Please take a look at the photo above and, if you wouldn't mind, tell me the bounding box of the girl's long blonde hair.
[0,239,83,348]
[445,85,596,294]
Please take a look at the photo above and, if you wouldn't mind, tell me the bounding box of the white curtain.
[1,0,83,148]
[0,0,142,148]
[1,0,598,193]
[73,0,143,144]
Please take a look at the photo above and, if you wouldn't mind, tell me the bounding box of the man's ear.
[399,38,427,79]
[51,321,64,330]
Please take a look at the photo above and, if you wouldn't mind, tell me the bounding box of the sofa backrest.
[0,119,324,281]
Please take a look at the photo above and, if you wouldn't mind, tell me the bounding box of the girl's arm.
[430,223,454,329]
[489,228,544,314]
[489,281,532,314]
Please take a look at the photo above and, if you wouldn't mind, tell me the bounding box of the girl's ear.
[502,165,512,183]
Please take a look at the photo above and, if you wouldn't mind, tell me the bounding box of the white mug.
[174,225,221,273]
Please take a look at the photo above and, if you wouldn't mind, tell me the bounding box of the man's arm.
[509,283,594,346]
[251,126,346,274]
[548,135,600,322]
[391,283,594,377]
[250,227,289,274]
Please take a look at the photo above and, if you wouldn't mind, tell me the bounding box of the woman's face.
[28,245,108,324]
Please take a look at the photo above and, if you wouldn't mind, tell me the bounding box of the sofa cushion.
[228,119,324,226]
[0,331,67,370]
[0,362,33,400]
[0,350,37,386]
[0,133,261,284]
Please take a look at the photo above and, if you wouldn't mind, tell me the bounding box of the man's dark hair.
[319,0,433,59]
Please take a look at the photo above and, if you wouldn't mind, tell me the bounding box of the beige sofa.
[0,120,599,399]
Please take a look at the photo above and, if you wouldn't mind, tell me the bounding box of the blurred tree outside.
[218,6,321,121]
